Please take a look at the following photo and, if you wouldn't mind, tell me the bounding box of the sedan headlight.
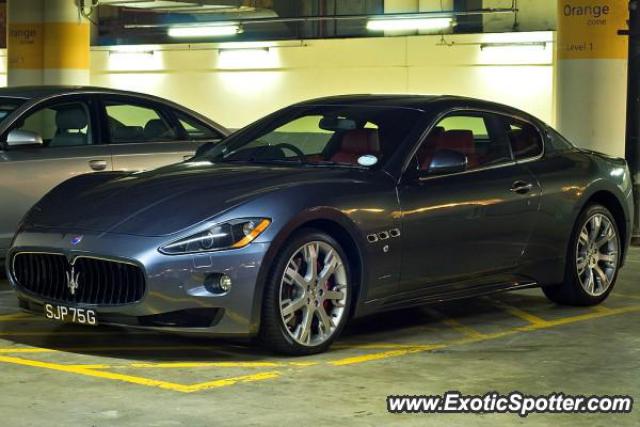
[160,218,271,255]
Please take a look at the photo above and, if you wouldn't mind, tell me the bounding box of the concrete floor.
[1,251,639,426]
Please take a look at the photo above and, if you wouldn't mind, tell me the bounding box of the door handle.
[183,155,193,160]
[510,181,533,194]
[89,159,108,171]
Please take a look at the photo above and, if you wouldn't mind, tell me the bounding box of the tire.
[543,204,621,306]
[259,229,352,355]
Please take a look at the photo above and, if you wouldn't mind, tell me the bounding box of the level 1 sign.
[557,0,628,60]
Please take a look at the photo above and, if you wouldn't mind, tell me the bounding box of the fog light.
[219,274,232,292]
[204,273,233,294]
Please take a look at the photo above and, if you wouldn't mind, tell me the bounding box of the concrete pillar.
[8,0,44,86]
[556,0,628,157]
[8,0,90,87]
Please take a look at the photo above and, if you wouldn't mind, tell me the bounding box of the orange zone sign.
[557,0,628,60]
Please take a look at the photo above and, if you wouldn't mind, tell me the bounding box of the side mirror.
[6,129,44,148]
[423,149,467,176]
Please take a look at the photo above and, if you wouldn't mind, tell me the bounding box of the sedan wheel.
[259,229,352,355]
[575,213,619,297]
[543,204,621,306]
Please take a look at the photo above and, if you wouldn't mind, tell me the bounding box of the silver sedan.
[0,86,228,257]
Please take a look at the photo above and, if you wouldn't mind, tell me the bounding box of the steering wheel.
[274,143,306,162]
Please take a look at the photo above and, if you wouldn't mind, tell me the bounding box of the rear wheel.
[259,229,352,355]
[543,204,621,306]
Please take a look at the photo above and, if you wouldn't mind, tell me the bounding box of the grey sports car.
[6,95,633,355]
[0,86,227,258]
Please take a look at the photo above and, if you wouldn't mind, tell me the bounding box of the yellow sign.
[8,22,89,70]
[557,0,628,60]
[8,23,43,69]
[43,22,90,69]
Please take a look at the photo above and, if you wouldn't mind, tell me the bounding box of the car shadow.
[0,289,573,363]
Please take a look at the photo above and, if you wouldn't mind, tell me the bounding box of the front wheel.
[543,204,621,306]
[259,229,352,355]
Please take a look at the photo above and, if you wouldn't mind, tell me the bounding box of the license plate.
[44,304,97,326]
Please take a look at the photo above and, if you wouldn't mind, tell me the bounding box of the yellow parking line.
[185,372,281,393]
[328,344,444,366]
[1,303,639,393]
[327,304,640,367]
[128,361,283,369]
[440,318,488,339]
[0,355,280,393]
[591,305,613,313]
[487,299,549,326]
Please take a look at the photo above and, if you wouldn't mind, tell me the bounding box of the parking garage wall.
[87,30,554,136]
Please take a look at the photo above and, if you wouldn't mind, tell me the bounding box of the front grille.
[12,253,146,305]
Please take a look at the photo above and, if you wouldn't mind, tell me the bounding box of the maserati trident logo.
[66,264,80,296]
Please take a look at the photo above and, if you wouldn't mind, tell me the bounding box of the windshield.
[204,106,424,168]
[0,98,24,123]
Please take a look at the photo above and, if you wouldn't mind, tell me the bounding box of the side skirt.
[356,281,539,317]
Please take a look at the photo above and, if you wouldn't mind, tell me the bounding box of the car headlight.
[159,218,271,255]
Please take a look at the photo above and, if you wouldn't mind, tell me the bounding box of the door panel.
[0,146,112,251]
[109,140,203,171]
[398,164,540,293]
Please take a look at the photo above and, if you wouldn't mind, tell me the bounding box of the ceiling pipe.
[123,8,518,29]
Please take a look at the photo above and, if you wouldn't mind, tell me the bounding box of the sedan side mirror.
[424,149,468,176]
[6,129,44,148]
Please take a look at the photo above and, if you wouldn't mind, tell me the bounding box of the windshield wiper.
[214,158,304,165]
[303,160,367,170]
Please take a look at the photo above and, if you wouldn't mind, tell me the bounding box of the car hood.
[25,161,364,237]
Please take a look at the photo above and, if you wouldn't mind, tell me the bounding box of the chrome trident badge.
[66,264,80,296]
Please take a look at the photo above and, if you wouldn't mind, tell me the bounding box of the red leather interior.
[331,129,380,164]
[417,128,478,170]
[439,130,478,167]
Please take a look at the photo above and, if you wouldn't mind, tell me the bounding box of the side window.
[105,101,177,144]
[546,127,574,152]
[174,111,224,141]
[506,119,543,160]
[13,101,92,148]
[416,113,511,172]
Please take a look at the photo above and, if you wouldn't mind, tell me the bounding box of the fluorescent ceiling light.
[366,17,453,32]
[480,42,548,51]
[168,24,240,38]
[109,46,155,56]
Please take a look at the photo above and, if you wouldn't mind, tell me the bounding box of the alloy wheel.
[576,213,619,297]
[279,241,348,346]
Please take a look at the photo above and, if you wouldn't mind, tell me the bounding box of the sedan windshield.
[204,106,424,168]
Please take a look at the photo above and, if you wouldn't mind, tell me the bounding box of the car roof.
[295,94,536,119]
[0,86,230,135]
[0,86,160,100]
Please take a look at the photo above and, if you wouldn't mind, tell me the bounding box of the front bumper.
[7,229,271,337]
